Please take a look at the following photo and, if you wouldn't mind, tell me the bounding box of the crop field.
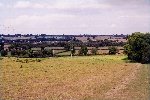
[0,55,149,100]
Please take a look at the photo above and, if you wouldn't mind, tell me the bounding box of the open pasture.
[0,55,149,100]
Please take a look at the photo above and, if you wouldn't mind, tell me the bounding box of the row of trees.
[2,32,149,64]
[0,46,119,57]
[78,46,118,55]
[1,49,53,58]
[2,38,125,51]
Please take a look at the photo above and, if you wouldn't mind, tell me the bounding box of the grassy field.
[0,55,149,100]
[55,51,71,56]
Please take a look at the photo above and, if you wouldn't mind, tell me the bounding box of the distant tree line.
[2,32,150,64]
[0,45,119,58]
[1,49,53,58]
[0,37,123,57]
[2,38,125,49]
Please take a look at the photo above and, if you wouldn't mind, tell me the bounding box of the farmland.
[0,55,149,100]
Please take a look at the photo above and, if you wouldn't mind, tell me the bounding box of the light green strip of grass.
[122,64,150,100]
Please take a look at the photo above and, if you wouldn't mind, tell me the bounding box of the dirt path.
[104,63,142,99]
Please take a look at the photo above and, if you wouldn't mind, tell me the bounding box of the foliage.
[64,43,71,51]
[91,48,98,55]
[108,46,118,55]
[11,49,28,57]
[70,46,75,56]
[1,50,7,56]
[79,45,88,56]
[124,32,150,63]
[10,48,53,58]
[0,43,4,51]
[64,42,76,56]
[42,49,53,57]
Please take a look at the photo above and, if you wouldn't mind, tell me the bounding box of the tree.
[42,49,53,57]
[1,50,7,56]
[124,32,150,63]
[70,46,75,57]
[0,43,4,51]
[64,43,70,51]
[91,48,98,55]
[108,46,118,55]
[79,45,88,56]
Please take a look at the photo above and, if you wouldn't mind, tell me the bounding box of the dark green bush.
[91,48,98,55]
[124,32,150,63]
[108,46,118,55]
[78,45,88,56]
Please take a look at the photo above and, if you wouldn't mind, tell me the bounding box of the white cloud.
[13,0,111,9]
[110,24,117,28]
[13,1,49,9]
[4,13,111,34]
[3,11,150,34]
[0,2,3,8]
[4,14,78,34]
[1,0,150,34]
[33,3,45,9]
[120,15,150,18]
[50,0,111,9]
[4,14,75,26]
[14,1,31,8]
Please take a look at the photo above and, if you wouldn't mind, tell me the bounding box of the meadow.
[0,55,149,100]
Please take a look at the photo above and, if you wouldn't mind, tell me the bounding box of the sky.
[0,0,150,35]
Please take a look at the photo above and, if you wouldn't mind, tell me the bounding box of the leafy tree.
[42,49,53,57]
[64,43,70,51]
[91,48,98,55]
[22,45,29,50]
[31,51,43,58]
[79,45,88,56]
[1,50,7,56]
[70,46,75,56]
[124,32,150,63]
[28,50,33,58]
[0,43,4,51]
[11,49,17,56]
[11,49,28,57]
[108,46,118,55]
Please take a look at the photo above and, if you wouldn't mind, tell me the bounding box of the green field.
[0,55,149,100]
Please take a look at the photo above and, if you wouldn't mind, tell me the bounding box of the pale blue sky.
[0,0,150,35]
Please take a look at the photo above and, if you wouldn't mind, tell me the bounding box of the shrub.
[70,46,75,56]
[1,50,7,56]
[108,46,118,55]
[78,45,88,56]
[91,48,98,55]
[42,49,53,57]
[124,32,150,63]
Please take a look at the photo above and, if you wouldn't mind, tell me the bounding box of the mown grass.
[0,55,149,100]
[107,63,150,100]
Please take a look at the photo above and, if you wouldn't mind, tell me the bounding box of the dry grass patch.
[0,55,149,100]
